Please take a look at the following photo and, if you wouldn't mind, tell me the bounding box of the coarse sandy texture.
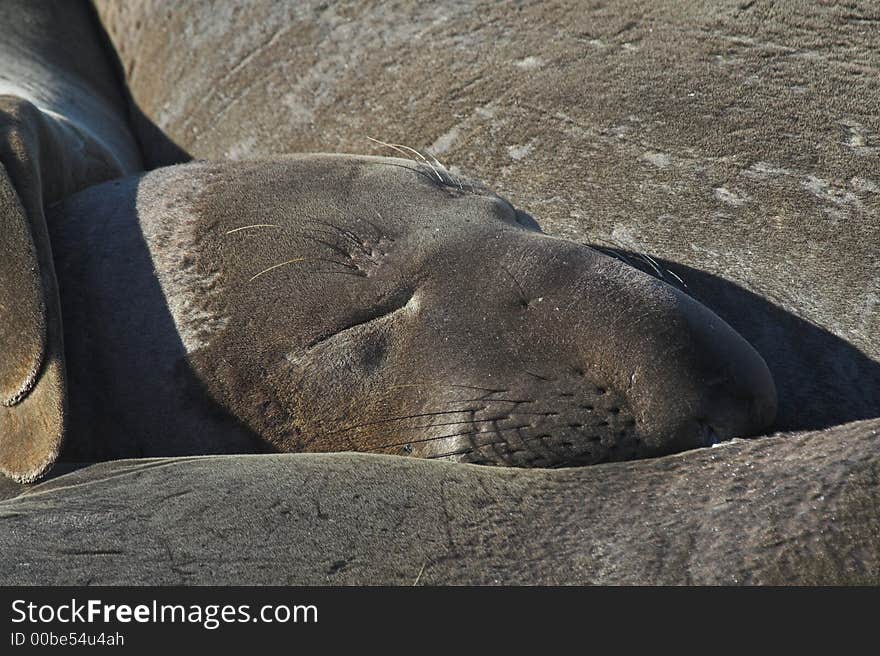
[94,0,880,432]
[1,418,878,585]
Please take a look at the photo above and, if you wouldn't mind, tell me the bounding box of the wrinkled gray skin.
[50,156,774,466]
[2,419,879,585]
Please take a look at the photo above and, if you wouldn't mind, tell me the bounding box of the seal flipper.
[0,102,67,482]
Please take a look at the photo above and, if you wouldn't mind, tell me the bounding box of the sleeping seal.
[0,0,140,481]
[0,0,776,481]
[42,156,776,471]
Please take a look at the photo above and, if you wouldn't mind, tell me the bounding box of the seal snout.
[616,279,779,459]
[405,233,779,468]
[457,242,779,467]
[691,342,778,447]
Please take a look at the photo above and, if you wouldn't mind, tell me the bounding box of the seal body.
[49,155,776,467]
[0,0,142,480]
[0,1,777,477]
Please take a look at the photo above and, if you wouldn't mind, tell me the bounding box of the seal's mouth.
[407,405,733,468]
[400,372,645,468]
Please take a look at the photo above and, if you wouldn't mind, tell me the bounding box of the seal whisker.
[665,268,688,288]
[248,258,312,282]
[224,223,280,234]
[309,222,376,258]
[505,410,560,416]
[418,148,469,193]
[314,269,368,278]
[385,383,509,394]
[598,240,683,286]
[595,244,637,268]
[324,408,485,436]
[595,241,691,290]
[453,397,537,404]
[361,418,496,433]
[369,139,467,193]
[368,424,531,452]
[450,385,510,394]
[426,449,473,459]
[366,136,445,182]
[412,561,427,586]
[500,266,529,306]
[376,160,456,187]
[248,257,359,282]
[636,253,665,279]
[421,149,454,180]
[523,369,554,382]
[300,234,356,260]
[425,430,579,461]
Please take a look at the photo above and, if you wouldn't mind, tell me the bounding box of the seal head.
[120,155,776,467]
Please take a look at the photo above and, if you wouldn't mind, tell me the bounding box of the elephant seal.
[0,1,776,481]
[43,155,776,471]
[93,0,880,436]
[0,0,141,481]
